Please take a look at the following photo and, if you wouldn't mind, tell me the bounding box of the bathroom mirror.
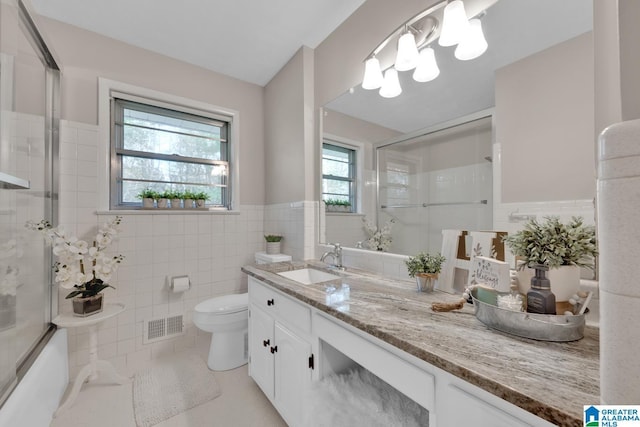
[320,0,594,256]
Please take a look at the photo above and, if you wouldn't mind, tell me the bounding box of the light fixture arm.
[364,0,447,61]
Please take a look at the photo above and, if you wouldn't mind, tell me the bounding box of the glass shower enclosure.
[376,115,493,256]
[0,0,60,406]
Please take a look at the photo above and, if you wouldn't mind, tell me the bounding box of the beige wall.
[264,46,315,204]
[594,0,640,131]
[323,109,400,146]
[496,32,595,203]
[36,17,266,204]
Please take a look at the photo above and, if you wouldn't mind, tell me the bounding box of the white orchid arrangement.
[362,217,395,252]
[26,216,124,299]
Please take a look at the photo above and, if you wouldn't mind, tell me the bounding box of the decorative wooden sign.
[469,256,511,293]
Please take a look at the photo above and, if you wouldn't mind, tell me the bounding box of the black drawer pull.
[267,299,274,306]
[263,339,270,347]
[270,346,278,354]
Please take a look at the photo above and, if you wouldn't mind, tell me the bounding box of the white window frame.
[97,78,240,212]
[322,134,364,213]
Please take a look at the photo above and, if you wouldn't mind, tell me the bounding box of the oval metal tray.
[470,288,585,342]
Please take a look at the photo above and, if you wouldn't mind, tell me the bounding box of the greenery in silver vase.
[405,252,446,278]
[264,235,283,242]
[502,216,597,269]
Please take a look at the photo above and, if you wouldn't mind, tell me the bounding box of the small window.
[322,142,356,212]
[111,98,230,209]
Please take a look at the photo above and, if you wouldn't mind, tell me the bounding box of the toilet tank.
[254,252,292,264]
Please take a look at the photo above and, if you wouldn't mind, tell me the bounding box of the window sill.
[96,209,240,216]
[325,212,365,217]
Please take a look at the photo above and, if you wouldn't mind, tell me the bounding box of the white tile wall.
[58,120,266,377]
[264,201,318,261]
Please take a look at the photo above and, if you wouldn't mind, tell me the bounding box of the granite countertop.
[242,261,599,427]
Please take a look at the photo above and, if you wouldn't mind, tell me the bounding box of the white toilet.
[193,252,291,371]
[193,293,249,371]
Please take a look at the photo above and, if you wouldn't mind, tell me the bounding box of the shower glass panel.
[0,0,59,405]
[377,116,493,256]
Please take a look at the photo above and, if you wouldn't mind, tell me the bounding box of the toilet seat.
[195,293,248,315]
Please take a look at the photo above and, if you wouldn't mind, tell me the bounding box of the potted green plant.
[157,190,172,208]
[163,190,182,209]
[264,234,283,255]
[405,252,446,292]
[194,191,210,208]
[137,188,157,208]
[502,216,597,301]
[183,190,197,209]
[325,198,351,213]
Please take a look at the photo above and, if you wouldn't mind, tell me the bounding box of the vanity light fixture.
[394,30,421,71]
[361,0,495,98]
[379,68,402,98]
[362,56,384,90]
[438,0,471,47]
[413,47,440,82]
[455,17,488,60]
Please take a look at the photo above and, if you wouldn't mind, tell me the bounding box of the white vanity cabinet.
[247,272,567,427]
[248,277,313,427]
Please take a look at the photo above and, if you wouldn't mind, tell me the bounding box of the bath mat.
[304,368,429,426]
[132,353,222,427]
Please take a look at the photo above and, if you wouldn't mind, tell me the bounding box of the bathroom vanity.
[242,262,598,427]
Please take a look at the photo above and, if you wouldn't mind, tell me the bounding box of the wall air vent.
[143,314,185,344]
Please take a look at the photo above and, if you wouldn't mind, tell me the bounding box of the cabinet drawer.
[249,277,311,334]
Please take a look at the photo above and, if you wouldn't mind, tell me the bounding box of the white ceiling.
[29,0,366,86]
[327,0,593,134]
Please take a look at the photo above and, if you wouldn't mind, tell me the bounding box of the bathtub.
[0,328,68,427]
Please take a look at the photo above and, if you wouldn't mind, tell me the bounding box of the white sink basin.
[277,268,340,285]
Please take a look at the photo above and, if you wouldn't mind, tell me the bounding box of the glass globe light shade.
[413,47,440,82]
[454,18,488,60]
[362,57,384,90]
[379,68,402,98]
[394,32,420,71]
[438,0,470,47]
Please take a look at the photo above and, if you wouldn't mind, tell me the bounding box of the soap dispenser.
[526,265,556,315]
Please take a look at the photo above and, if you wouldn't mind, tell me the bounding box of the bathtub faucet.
[320,243,345,270]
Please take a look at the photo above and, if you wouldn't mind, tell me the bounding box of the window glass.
[111,99,230,209]
[322,143,356,211]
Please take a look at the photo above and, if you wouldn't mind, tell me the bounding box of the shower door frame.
[0,0,61,408]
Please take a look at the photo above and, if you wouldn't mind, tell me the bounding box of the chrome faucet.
[320,243,345,270]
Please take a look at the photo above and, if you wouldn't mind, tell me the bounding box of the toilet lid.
[195,293,248,314]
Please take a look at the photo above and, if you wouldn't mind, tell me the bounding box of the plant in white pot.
[165,190,182,209]
[405,252,446,292]
[183,190,197,209]
[264,235,283,255]
[137,188,157,208]
[157,190,171,208]
[194,191,210,208]
[27,216,125,316]
[502,216,597,302]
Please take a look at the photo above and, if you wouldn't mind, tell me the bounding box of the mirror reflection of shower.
[377,113,493,255]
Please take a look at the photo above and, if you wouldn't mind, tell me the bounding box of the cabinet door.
[248,304,275,400]
[274,322,313,427]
